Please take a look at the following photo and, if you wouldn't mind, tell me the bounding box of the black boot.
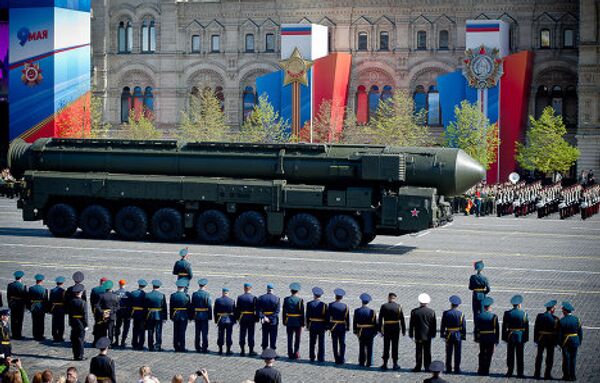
[240,346,245,356]
[218,346,223,355]
[249,348,257,356]
[226,347,233,356]
[380,361,388,371]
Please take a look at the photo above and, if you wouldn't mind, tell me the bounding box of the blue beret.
[261,348,277,360]
[359,293,371,303]
[429,360,444,373]
[102,280,113,290]
[267,283,274,290]
[244,282,252,288]
[562,301,574,312]
[334,288,345,297]
[198,278,208,286]
[510,295,523,305]
[14,270,24,279]
[152,279,162,287]
[34,274,44,281]
[474,260,484,271]
[55,276,66,284]
[449,295,462,306]
[176,279,189,288]
[72,284,84,294]
[137,279,148,287]
[545,300,557,308]
[289,282,301,291]
[96,336,111,349]
[222,287,229,292]
[0,309,10,316]
[72,271,84,283]
[179,248,189,257]
[482,297,494,307]
[312,287,324,296]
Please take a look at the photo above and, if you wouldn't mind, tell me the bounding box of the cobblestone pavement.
[0,197,599,382]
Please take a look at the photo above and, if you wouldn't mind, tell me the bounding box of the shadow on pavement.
[0,227,52,237]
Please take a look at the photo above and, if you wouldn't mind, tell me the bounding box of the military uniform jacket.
[558,314,582,348]
[257,293,280,326]
[534,311,559,345]
[502,308,529,344]
[283,295,304,328]
[474,311,499,344]
[129,289,146,321]
[49,286,67,315]
[214,296,235,325]
[191,290,212,321]
[353,306,377,338]
[27,284,48,314]
[90,285,106,309]
[306,299,328,332]
[172,260,193,280]
[144,290,167,321]
[7,281,27,309]
[469,273,490,301]
[253,366,282,383]
[235,293,257,324]
[1,320,10,345]
[409,306,437,341]
[65,283,87,304]
[96,292,119,322]
[89,354,117,383]
[169,291,190,321]
[68,297,88,329]
[378,302,406,335]
[328,301,350,333]
[441,308,466,342]
[115,288,132,318]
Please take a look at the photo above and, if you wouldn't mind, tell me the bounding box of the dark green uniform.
[145,288,167,351]
[28,282,49,340]
[67,292,88,360]
[474,310,499,375]
[559,313,582,381]
[7,279,27,339]
[191,287,212,353]
[502,306,529,377]
[169,290,190,352]
[49,285,67,341]
[534,309,559,379]
[129,286,147,350]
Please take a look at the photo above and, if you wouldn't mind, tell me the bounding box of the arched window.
[368,85,380,117]
[358,32,368,51]
[211,35,220,52]
[379,31,389,51]
[540,28,550,48]
[381,85,393,102]
[118,21,132,53]
[191,35,201,53]
[563,29,574,48]
[439,30,449,50]
[120,87,131,123]
[141,18,156,53]
[133,86,144,117]
[535,86,550,118]
[417,31,427,50]
[243,86,256,120]
[143,87,154,117]
[215,86,224,111]
[245,34,255,52]
[413,85,427,117]
[551,85,563,116]
[427,85,441,126]
[126,22,133,52]
[265,33,275,52]
[355,85,368,124]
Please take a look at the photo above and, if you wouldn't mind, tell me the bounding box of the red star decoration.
[410,208,419,217]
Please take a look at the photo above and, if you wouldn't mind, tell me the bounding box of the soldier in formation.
[235,282,257,356]
[536,182,562,218]
[502,295,529,378]
[533,300,559,380]
[95,280,119,346]
[49,276,67,342]
[89,337,116,383]
[468,260,490,318]
[559,184,582,219]
[474,297,499,376]
[214,287,235,355]
[257,283,280,352]
[169,279,190,352]
[409,293,436,372]
[113,279,131,348]
[306,287,327,363]
[440,295,466,374]
[378,292,406,371]
[282,282,304,359]
[130,279,147,351]
[328,288,349,365]
[173,248,193,291]
[7,271,27,340]
[559,301,582,381]
[580,184,600,220]
[65,271,86,305]
[67,283,88,360]
[353,293,377,368]
[192,278,211,353]
[28,274,48,341]
[145,280,167,352]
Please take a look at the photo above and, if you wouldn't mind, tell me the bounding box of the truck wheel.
[195,209,230,245]
[360,233,376,246]
[325,215,362,251]
[234,211,267,246]
[115,206,148,241]
[79,205,112,239]
[286,213,321,248]
[151,208,184,242]
[46,203,78,237]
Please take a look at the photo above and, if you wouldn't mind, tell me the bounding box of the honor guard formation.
[0,251,585,382]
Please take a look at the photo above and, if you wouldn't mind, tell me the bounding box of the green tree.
[442,100,500,170]
[516,106,579,177]
[178,88,228,142]
[299,98,345,143]
[119,110,163,140]
[236,94,291,143]
[89,93,111,139]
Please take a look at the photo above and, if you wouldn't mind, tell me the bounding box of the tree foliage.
[298,98,345,143]
[442,100,500,170]
[236,94,291,143]
[516,106,579,176]
[119,110,163,140]
[178,88,228,142]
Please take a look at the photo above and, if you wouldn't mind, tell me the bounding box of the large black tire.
[151,208,184,242]
[234,211,267,246]
[79,205,112,239]
[195,209,231,245]
[325,215,362,251]
[359,232,376,246]
[114,206,148,241]
[46,203,78,237]
[286,213,322,249]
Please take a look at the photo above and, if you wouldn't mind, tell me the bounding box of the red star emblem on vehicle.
[410,208,419,217]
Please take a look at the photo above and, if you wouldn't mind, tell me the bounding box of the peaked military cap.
[334,288,345,297]
[222,287,229,293]
[449,295,462,306]
[474,260,484,271]
[137,279,148,287]
[562,301,574,312]
[34,274,44,281]
[96,336,111,349]
[359,293,371,303]
[482,297,494,307]
[267,283,275,289]
[545,300,557,308]
[55,276,66,284]
[261,348,277,360]
[176,279,188,288]
[100,277,108,283]
[312,287,324,296]
[179,247,189,257]
[0,309,10,316]
[244,282,252,288]
[151,279,162,288]
[102,280,113,290]
[72,271,84,283]
[198,278,208,286]
[510,295,523,305]
[289,282,301,291]
[388,292,397,298]
[14,270,24,279]
[72,284,84,294]
[429,360,445,373]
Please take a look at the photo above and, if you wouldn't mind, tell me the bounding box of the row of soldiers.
[580,184,600,219]
[558,184,583,219]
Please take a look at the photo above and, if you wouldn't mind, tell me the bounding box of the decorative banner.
[279,47,313,137]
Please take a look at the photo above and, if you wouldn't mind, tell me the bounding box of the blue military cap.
[222,287,229,293]
[359,293,371,303]
[267,283,275,289]
[261,348,277,360]
[72,284,84,294]
[562,301,574,312]
[510,295,523,305]
[179,247,189,257]
[244,282,252,288]
[198,278,208,286]
[545,299,557,308]
[72,271,84,283]
[55,276,66,284]
[449,295,462,306]
[334,288,345,297]
[289,282,301,291]
[429,360,445,373]
[34,274,44,281]
[312,287,324,296]
[14,270,24,279]
[474,260,484,271]
[137,279,148,287]
[102,280,113,290]
[176,279,188,288]
[96,336,111,349]
[151,279,162,288]
[482,297,494,307]
[0,309,10,316]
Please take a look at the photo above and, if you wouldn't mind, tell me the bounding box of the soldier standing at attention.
[306,287,328,363]
[214,287,235,355]
[28,274,48,341]
[90,277,108,309]
[113,279,131,348]
[235,282,257,356]
[191,278,212,353]
[129,279,147,351]
[254,348,282,383]
[0,309,11,357]
[469,261,490,318]
[67,284,88,361]
[534,300,559,379]
[64,271,87,305]
[328,288,350,365]
[559,301,582,382]
[145,280,167,352]
[353,293,377,368]
[7,271,27,340]
[502,294,529,378]
[474,297,499,376]
[283,282,304,360]
[49,276,67,342]
[170,279,190,352]
[89,337,116,383]
[173,248,193,291]
[409,293,437,372]
[95,280,119,346]
[257,283,280,352]
[378,292,406,371]
[440,295,466,374]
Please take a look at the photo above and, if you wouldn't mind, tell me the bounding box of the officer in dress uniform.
[328,288,349,365]
[65,271,87,305]
[534,299,559,379]
[235,282,257,356]
[440,295,466,374]
[409,293,437,372]
[67,284,88,361]
[378,292,406,371]
[214,287,235,355]
[49,276,67,342]
[424,360,449,383]
[28,273,48,341]
[502,294,529,378]
[129,279,147,351]
[254,348,282,383]
[113,280,131,348]
[145,280,167,352]
[170,279,190,352]
[257,284,280,351]
[468,261,490,318]
[559,301,582,381]
[89,337,116,383]
[0,309,11,358]
[283,282,304,359]
[474,297,499,376]
[353,293,377,368]
[95,280,119,346]
[306,286,328,363]
[7,271,27,340]
[90,277,108,309]
[191,278,212,353]
[173,248,193,291]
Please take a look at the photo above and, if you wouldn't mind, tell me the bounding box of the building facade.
[90,0,599,174]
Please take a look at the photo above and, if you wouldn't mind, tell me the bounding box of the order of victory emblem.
[21,61,43,86]
[462,45,503,89]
